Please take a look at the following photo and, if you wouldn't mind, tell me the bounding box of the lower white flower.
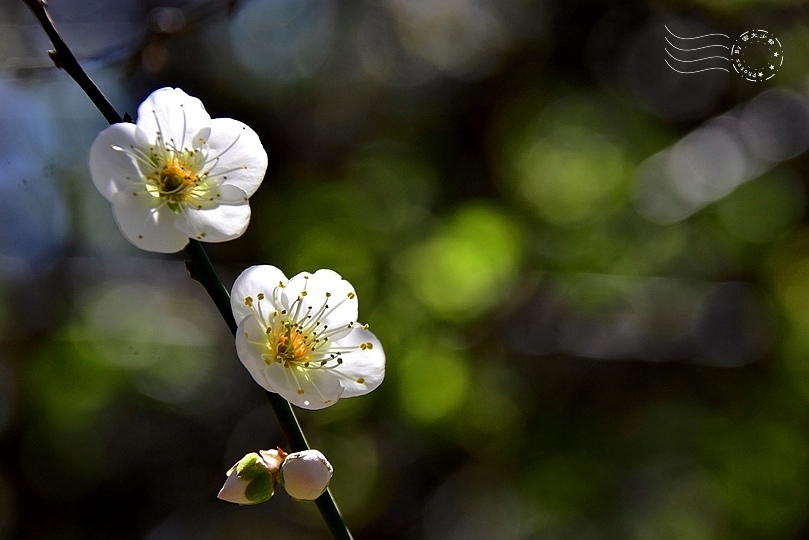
[89,87,268,253]
[231,265,385,409]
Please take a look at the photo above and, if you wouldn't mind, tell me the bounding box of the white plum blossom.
[89,87,268,253]
[280,449,333,501]
[231,265,385,410]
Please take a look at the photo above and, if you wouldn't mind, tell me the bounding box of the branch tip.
[47,49,62,68]
[184,259,199,282]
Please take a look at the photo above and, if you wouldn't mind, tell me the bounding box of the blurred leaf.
[507,125,632,225]
[699,417,809,537]
[401,202,522,322]
[397,338,471,424]
[26,338,121,431]
[521,452,611,522]
[715,171,804,244]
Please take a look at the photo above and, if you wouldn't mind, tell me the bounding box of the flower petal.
[266,362,344,410]
[280,450,333,500]
[109,185,159,209]
[136,87,210,151]
[89,123,143,202]
[231,265,289,325]
[235,313,344,409]
[212,184,251,204]
[329,326,385,397]
[206,118,268,198]
[175,202,251,243]
[282,269,359,331]
[111,201,189,253]
[235,314,282,393]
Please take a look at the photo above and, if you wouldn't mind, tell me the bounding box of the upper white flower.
[231,265,385,410]
[89,87,268,253]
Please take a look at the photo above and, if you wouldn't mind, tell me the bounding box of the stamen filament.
[203,130,243,165]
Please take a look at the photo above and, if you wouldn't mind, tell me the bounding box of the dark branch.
[22,2,353,538]
[23,0,123,124]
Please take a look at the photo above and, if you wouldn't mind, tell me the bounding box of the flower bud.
[280,449,334,501]
[217,452,277,505]
[258,448,286,474]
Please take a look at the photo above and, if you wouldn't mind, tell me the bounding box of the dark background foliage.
[2,0,809,538]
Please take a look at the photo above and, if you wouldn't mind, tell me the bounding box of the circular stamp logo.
[730,30,783,82]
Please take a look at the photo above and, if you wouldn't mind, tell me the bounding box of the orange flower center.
[158,162,196,196]
[273,327,309,364]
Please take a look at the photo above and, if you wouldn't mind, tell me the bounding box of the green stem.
[184,240,238,335]
[184,241,310,451]
[23,1,353,538]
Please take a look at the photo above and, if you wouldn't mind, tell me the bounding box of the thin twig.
[22,1,353,538]
[22,0,122,124]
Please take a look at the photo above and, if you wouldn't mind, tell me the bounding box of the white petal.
[231,265,289,325]
[89,123,143,202]
[235,313,344,409]
[111,202,189,253]
[266,362,344,410]
[217,473,255,505]
[109,186,158,209]
[280,450,333,500]
[175,202,251,243]
[282,269,359,331]
[235,315,281,393]
[193,126,212,148]
[329,326,385,397]
[206,118,268,198]
[136,88,210,151]
[213,184,251,204]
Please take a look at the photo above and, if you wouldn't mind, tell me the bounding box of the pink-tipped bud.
[217,451,282,505]
[280,449,334,501]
